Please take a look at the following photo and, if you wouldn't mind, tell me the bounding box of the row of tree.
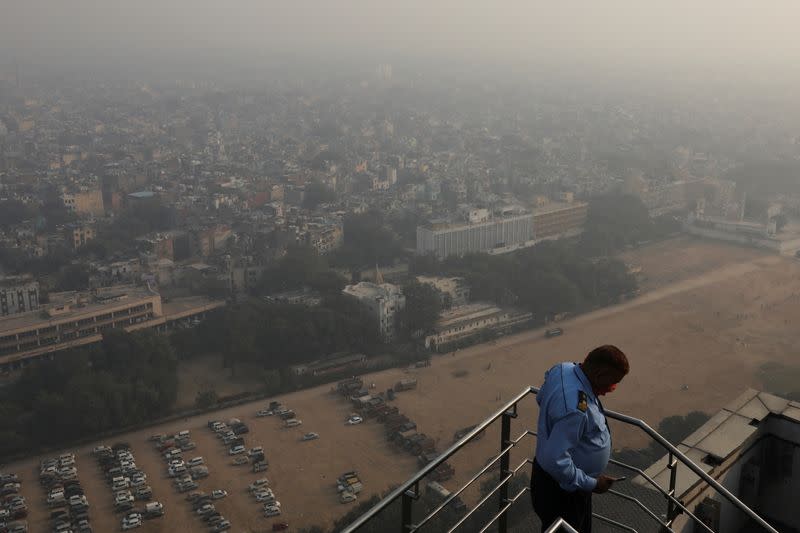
[411,239,637,324]
[0,329,178,458]
[170,295,382,376]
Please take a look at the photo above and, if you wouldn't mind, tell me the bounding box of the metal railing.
[342,386,780,533]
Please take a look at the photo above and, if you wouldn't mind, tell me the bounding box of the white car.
[264,506,281,517]
[256,409,272,417]
[340,491,357,503]
[187,457,204,467]
[228,445,245,455]
[301,432,319,441]
[346,416,363,425]
[196,503,215,516]
[248,446,263,457]
[263,501,281,510]
[210,489,227,500]
[284,419,302,428]
[122,512,142,530]
[254,490,274,502]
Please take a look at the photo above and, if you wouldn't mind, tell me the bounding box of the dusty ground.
[7,238,800,532]
[619,235,766,291]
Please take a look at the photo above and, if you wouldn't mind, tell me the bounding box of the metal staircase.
[342,386,780,533]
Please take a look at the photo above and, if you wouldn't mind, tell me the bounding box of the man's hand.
[592,475,616,494]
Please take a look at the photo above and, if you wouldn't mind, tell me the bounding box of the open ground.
[6,237,800,532]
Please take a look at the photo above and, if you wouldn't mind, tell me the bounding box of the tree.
[303,181,336,209]
[772,214,787,232]
[195,389,218,409]
[56,263,91,291]
[334,210,403,270]
[581,193,653,256]
[398,280,442,339]
[0,200,36,228]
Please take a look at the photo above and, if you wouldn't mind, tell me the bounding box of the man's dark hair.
[583,345,629,376]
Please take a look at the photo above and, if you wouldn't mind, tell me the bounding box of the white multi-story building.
[416,213,533,259]
[342,282,405,341]
[0,276,40,317]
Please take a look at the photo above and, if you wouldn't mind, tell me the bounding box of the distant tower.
[375,264,384,285]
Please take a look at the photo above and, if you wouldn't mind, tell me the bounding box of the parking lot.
[2,379,424,532]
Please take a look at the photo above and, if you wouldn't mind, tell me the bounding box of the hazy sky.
[2,1,799,78]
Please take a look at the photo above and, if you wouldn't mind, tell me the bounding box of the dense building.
[303,222,344,254]
[416,213,533,259]
[0,286,224,369]
[416,276,470,307]
[342,281,405,341]
[65,223,95,249]
[423,303,532,351]
[0,276,40,316]
[61,189,105,216]
[531,197,588,240]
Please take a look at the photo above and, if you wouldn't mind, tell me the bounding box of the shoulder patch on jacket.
[577,391,588,412]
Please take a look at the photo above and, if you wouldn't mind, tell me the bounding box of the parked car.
[228,445,245,455]
[144,501,164,518]
[346,415,363,425]
[248,479,270,492]
[134,486,152,501]
[340,491,357,503]
[186,457,204,467]
[264,506,281,517]
[210,489,227,500]
[284,419,302,428]
[211,520,231,532]
[232,456,249,466]
[301,432,319,441]
[121,512,142,530]
[254,490,275,502]
[185,491,206,502]
[196,503,215,516]
[272,523,290,531]
[256,409,272,417]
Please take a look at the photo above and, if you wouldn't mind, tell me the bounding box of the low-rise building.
[0,285,224,369]
[290,353,367,376]
[416,276,470,307]
[342,282,405,341]
[423,303,532,351]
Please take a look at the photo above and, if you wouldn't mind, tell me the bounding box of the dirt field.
[619,235,766,291]
[6,238,800,532]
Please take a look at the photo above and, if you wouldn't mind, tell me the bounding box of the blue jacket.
[534,362,611,492]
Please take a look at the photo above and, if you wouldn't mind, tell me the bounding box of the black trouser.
[531,459,592,533]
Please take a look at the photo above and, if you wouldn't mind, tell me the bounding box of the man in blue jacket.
[531,345,630,532]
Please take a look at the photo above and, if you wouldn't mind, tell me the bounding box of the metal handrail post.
[401,486,414,533]
[666,451,678,527]
[498,406,516,533]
